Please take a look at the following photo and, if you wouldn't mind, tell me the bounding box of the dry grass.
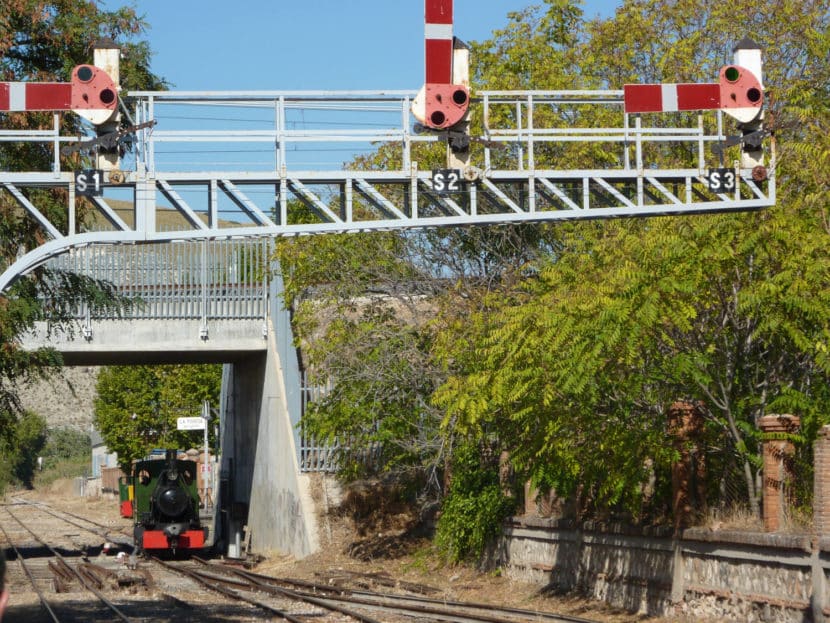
[699,503,810,534]
[700,504,763,532]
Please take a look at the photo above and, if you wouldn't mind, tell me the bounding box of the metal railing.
[0,89,737,178]
[298,373,383,473]
[127,89,725,176]
[299,376,339,473]
[44,238,271,321]
[0,88,774,296]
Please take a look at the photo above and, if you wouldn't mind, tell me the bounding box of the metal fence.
[298,373,383,473]
[45,238,271,321]
[298,375,339,472]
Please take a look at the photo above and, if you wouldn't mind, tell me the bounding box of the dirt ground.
[10,479,684,623]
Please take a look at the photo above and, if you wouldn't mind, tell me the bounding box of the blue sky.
[111,1,619,91]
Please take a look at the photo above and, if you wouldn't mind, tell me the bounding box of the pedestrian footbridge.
[21,239,320,560]
[22,238,270,363]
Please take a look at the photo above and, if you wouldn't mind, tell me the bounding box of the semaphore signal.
[0,64,118,126]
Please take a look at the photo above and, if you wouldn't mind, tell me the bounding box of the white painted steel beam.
[0,88,775,294]
[2,183,63,239]
[88,196,132,231]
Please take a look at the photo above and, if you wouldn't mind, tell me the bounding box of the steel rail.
[186,556,385,623]
[0,512,62,622]
[3,505,137,623]
[273,586,601,623]
[12,497,133,548]
[150,556,311,623]
[192,558,601,623]
[307,578,598,623]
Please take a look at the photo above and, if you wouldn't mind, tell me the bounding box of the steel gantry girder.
[0,87,775,294]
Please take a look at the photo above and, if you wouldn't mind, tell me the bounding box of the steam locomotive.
[132,450,206,553]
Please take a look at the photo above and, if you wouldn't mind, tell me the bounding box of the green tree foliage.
[436,210,830,517]
[435,0,830,520]
[0,1,165,449]
[283,0,827,558]
[94,364,221,469]
[300,301,446,482]
[0,411,48,493]
[435,441,516,563]
[41,427,91,466]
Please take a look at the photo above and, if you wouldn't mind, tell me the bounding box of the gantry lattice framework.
[0,86,774,293]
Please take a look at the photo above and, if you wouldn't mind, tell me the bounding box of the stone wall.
[497,517,675,615]
[497,517,824,622]
[16,366,100,432]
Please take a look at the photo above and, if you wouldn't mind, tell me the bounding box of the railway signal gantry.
[0,2,774,294]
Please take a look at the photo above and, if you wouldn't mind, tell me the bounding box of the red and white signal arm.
[0,64,118,125]
[624,64,763,123]
[412,0,470,130]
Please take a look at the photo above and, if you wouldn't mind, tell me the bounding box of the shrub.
[435,442,516,563]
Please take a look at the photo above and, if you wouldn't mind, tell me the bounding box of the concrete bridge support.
[218,273,319,559]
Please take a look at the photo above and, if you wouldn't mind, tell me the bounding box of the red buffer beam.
[0,64,117,125]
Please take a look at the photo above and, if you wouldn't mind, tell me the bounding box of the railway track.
[1,499,402,622]
[0,499,245,622]
[1,497,604,622]
[157,556,602,623]
[13,497,134,549]
[0,504,136,622]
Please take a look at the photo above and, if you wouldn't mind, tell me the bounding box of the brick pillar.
[759,414,800,532]
[813,426,830,537]
[668,401,705,534]
[522,481,560,517]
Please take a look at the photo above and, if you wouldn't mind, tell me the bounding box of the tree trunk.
[743,456,760,517]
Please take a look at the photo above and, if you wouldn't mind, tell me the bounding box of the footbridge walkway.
[23,239,271,364]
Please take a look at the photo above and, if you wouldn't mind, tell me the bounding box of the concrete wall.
[246,328,319,558]
[220,356,264,528]
[217,270,319,559]
[498,517,675,614]
[497,517,825,622]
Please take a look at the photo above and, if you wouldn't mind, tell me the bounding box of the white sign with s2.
[432,169,463,195]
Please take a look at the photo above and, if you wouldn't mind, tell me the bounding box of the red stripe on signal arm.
[0,82,72,111]
[425,0,453,85]
[675,83,720,110]
[624,83,721,113]
[425,0,452,24]
[623,84,664,113]
[426,39,453,84]
[25,83,72,110]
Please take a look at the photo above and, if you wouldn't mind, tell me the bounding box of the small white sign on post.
[177,416,206,431]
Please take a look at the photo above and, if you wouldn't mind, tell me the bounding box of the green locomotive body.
[132,449,205,552]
